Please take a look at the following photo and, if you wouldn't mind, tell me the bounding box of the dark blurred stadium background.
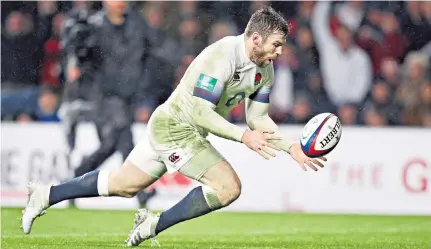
[1,4,430,248]
[2,0,430,127]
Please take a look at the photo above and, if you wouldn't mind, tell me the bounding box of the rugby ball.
[300,113,342,158]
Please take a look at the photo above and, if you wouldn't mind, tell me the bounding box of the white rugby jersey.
[158,34,275,142]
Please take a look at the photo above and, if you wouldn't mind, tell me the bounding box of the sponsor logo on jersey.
[233,72,240,81]
[254,73,262,86]
[168,153,181,163]
[195,73,218,92]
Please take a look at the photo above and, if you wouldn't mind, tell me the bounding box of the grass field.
[1,207,430,249]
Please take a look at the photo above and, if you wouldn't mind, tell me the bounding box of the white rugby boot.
[125,208,160,247]
[20,181,51,234]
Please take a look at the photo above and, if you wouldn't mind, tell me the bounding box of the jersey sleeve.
[248,84,272,103]
[246,65,296,153]
[192,52,234,105]
[190,50,246,142]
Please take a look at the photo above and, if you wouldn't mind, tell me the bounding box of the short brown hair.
[245,6,289,40]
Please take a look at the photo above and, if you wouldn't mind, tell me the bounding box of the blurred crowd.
[1,1,431,127]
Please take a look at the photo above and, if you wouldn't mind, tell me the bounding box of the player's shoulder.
[201,35,239,61]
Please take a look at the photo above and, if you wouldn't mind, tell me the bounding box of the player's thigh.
[110,140,167,194]
[148,106,240,189]
[178,144,226,181]
[179,145,241,193]
[199,160,240,188]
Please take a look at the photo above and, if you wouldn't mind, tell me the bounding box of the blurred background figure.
[58,0,101,152]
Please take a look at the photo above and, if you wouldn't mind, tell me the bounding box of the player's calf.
[21,161,157,234]
[152,161,241,236]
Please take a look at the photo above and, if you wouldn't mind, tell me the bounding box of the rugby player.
[21,6,327,247]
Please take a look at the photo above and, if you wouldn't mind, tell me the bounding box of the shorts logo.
[233,72,240,81]
[169,153,181,163]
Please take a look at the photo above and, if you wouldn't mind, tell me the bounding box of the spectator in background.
[335,0,366,33]
[1,1,57,120]
[15,86,60,123]
[164,1,209,55]
[422,112,431,127]
[362,80,401,125]
[356,9,407,75]
[337,103,359,125]
[58,1,102,152]
[361,103,388,126]
[293,26,320,91]
[1,1,56,90]
[39,13,64,87]
[311,1,372,108]
[288,1,315,40]
[418,2,431,61]
[35,86,61,122]
[1,1,430,128]
[270,45,295,122]
[285,92,314,124]
[304,71,336,115]
[137,2,182,122]
[177,15,206,56]
[377,58,401,91]
[69,0,156,206]
[396,52,430,126]
[400,1,431,56]
[419,83,431,120]
[423,2,431,25]
[207,20,238,45]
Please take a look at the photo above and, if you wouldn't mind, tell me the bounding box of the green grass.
[2,208,430,249]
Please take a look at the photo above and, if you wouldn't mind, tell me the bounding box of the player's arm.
[193,97,246,142]
[246,93,326,170]
[246,68,327,170]
[245,85,296,154]
[190,54,247,142]
[191,54,280,160]
[245,65,295,153]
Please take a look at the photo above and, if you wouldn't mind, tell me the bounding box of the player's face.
[252,33,285,67]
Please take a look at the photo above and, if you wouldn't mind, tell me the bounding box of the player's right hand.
[241,129,281,160]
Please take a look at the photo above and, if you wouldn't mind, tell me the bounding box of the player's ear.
[252,32,262,46]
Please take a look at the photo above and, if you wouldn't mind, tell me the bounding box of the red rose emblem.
[255,73,262,86]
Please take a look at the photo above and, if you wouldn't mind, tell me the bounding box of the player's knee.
[111,181,140,198]
[119,188,140,198]
[107,161,157,198]
[218,180,242,206]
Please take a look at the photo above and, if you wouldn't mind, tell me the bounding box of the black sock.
[155,186,213,235]
[48,170,101,206]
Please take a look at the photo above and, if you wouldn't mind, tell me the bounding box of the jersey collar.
[236,34,255,69]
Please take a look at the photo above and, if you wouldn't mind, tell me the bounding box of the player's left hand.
[288,143,327,171]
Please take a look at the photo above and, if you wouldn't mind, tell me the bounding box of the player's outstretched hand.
[289,143,327,171]
[241,129,281,160]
